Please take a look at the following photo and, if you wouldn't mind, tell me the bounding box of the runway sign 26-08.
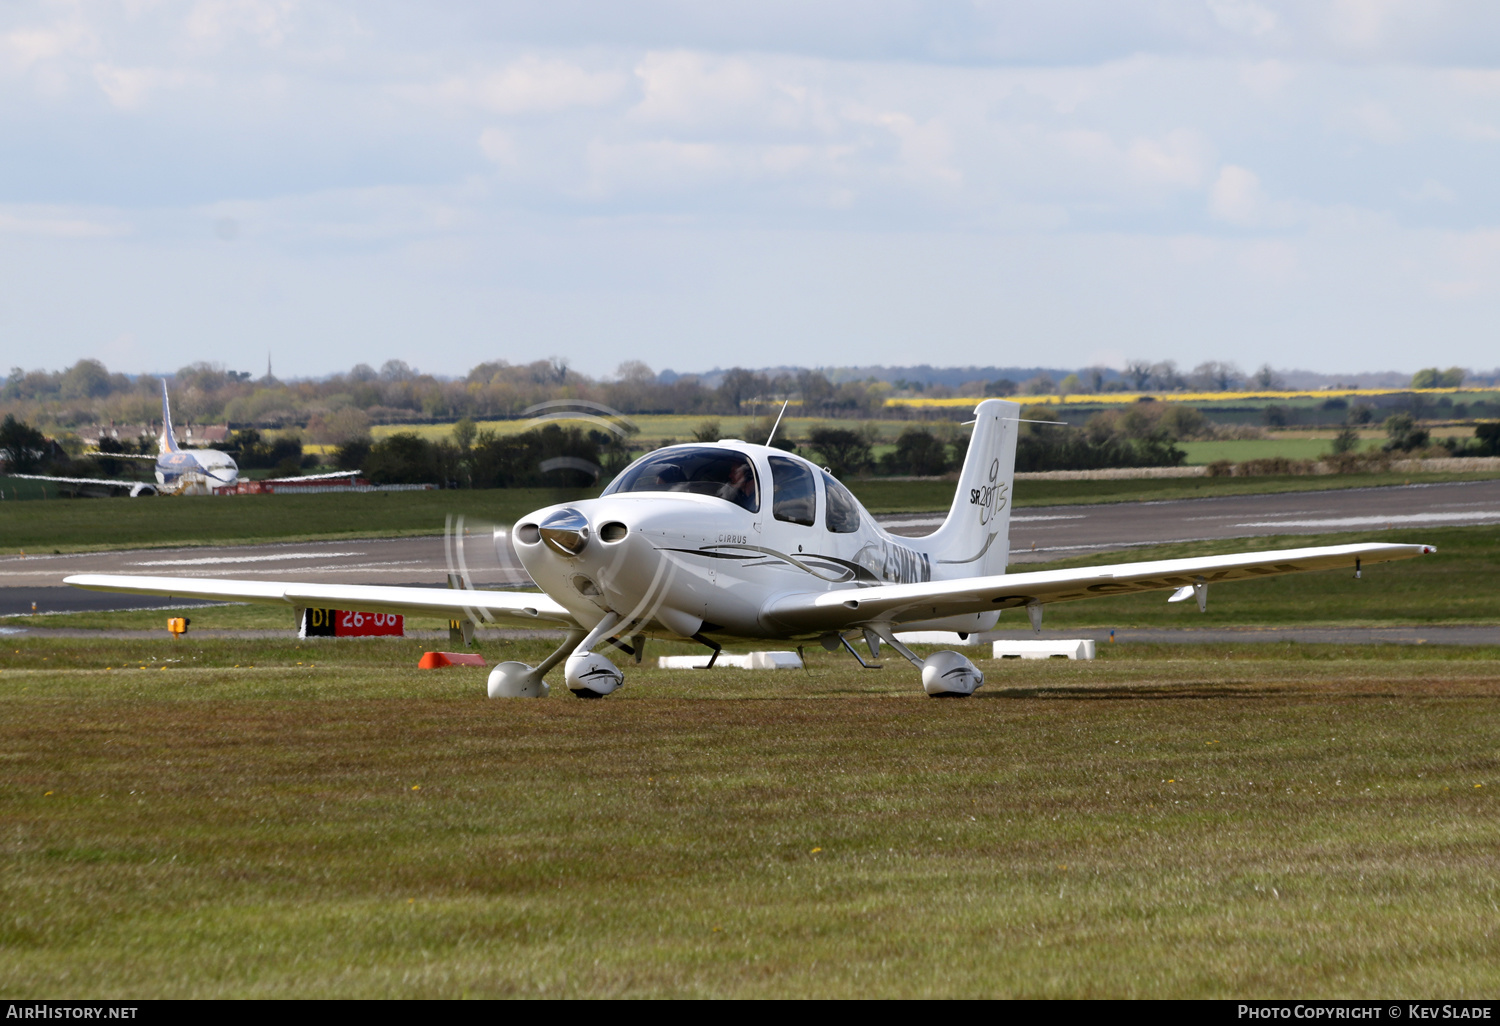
[300,608,404,637]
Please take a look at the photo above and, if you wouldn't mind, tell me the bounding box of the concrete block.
[991,639,1096,660]
[894,631,978,646]
[657,651,803,670]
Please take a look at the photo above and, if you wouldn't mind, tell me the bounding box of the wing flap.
[761,542,1434,631]
[64,574,580,628]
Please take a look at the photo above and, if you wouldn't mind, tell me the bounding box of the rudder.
[920,398,1018,580]
[158,379,180,455]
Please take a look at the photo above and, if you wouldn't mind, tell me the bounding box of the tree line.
[1,358,901,436]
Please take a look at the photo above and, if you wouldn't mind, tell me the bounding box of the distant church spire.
[267,350,272,379]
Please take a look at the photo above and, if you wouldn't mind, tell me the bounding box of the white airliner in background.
[14,380,354,496]
[66,399,1435,698]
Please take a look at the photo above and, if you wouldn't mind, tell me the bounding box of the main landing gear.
[828,626,985,698]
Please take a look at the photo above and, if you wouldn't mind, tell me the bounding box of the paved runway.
[882,477,1500,559]
[3,478,1498,617]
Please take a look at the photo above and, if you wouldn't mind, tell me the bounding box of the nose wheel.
[565,650,624,698]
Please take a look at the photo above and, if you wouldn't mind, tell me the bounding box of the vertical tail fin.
[921,398,1018,580]
[158,380,180,455]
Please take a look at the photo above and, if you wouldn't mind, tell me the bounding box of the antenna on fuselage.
[765,400,790,447]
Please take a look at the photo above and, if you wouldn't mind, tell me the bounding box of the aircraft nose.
[539,508,590,556]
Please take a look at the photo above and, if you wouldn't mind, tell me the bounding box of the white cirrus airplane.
[13,381,358,496]
[65,399,1434,698]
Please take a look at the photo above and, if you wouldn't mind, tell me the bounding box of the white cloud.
[583,139,734,196]
[1043,125,1214,195]
[1238,239,1300,281]
[1346,99,1404,144]
[1208,0,1278,37]
[0,13,96,74]
[0,206,126,238]
[10,3,1500,377]
[1408,179,1456,204]
[866,109,961,186]
[1209,164,1267,224]
[633,51,763,123]
[184,0,298,50]
[1427,228,1500,300]
[1324,0,1403,51]
[432,56,624,116]
[1126,129,1213,187]
[477,127,516,166]
[92,63,198,109]
[1239,59,1294,97]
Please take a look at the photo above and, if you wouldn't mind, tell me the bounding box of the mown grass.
[1,635,1497,998]
[5,471,1499,554]
[1177,438,1358,463]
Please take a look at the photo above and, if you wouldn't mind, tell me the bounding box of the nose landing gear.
[487,613,632,699]
[487,628,587,698]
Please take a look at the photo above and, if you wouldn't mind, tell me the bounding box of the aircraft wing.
[761,542,1435,632]
[63,574,582,629]
[261,470,362,483]
[8,473,151,490]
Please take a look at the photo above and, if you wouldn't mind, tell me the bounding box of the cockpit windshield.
[603,447,760,513]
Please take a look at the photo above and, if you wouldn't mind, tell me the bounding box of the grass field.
[0,485,594,555]
[2,635,1497,998]
[6,471,1500,555]
[1178,438,1352,463]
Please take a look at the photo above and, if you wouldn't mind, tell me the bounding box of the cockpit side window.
[769,456,816,526]
[822,472,861,534]
[603,447,760,513]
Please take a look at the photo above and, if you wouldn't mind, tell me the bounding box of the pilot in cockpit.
[654,464,687,489]
[720,461,757,511]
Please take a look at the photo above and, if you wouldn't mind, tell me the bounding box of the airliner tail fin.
[159,380,180,454]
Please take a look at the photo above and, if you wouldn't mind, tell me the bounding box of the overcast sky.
[4,1,1500,379]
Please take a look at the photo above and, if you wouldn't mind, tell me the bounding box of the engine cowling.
[921,650,984,697]
[565,651,624,698]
